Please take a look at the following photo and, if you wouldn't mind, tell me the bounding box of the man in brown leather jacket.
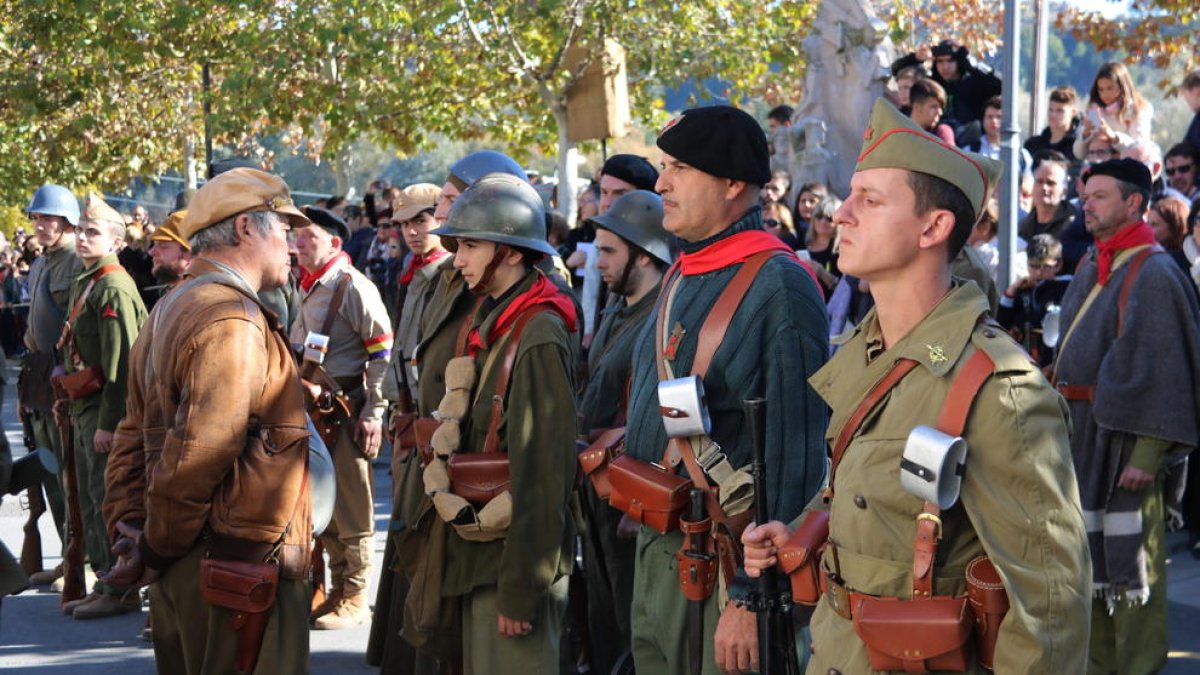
[102,168,315,675]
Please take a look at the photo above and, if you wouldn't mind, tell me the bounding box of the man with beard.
[576,189,672,675]
[147,211,193,286]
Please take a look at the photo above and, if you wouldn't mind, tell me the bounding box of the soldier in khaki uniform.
[743,99,1092,674]
[423,173,578,675]
[291,206,394,629]
[21,184,83,588]
[59,194,148,620]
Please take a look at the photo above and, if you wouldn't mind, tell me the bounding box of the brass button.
[983,329,997,338]
[853,495,867,509]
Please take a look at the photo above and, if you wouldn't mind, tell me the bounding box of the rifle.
[18,407,46,576]
[49,386,86,604]
[742,398,800,675]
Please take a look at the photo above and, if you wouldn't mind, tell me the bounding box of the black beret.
[656,105,771,186]
[1083,158,1153,192]
[601,154,659,192]
[302,206,350,241]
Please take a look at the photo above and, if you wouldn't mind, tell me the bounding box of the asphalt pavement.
[0,366,1198,673]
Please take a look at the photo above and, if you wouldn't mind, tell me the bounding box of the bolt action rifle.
[49,386,86,605]
[742,398,800,675]
[18,407,46,576]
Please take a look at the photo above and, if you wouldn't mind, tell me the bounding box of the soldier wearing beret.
[102,168,314,673]
[577,189,672,675]
[291,205,394,630]
[620,105,829,674]
[743,99,1091,674]
[1054,158,1200,674]
[58,193,148,620]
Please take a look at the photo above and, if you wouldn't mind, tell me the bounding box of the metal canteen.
[657,375,712,439]
[307,416,336,535]
[900,425,968,509]
[1041,304,1061,348]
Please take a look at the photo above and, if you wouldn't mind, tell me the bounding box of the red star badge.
[102,305,119,319]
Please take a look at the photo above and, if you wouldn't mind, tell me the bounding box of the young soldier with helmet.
[576,189,671,675]
[419,173,578,672]
[743,99,1091,674]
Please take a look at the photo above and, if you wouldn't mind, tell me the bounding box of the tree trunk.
[552,104,579,228]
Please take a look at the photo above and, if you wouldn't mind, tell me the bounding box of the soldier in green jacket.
[60,194,148,620]
[743,99,1091,674]
[577,189,671,675]
[422,174,578,674]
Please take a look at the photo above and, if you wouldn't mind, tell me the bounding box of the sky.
[1063,0,1132,18]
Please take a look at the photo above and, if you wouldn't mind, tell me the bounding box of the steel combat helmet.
[26,184,80,226]
[588,190,672,265]
[431,173,557,257]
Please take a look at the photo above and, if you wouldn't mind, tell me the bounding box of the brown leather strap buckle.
[916,511,943,541]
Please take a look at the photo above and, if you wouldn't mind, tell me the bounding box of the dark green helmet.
[588,190,672,264]
[430,173,557,257]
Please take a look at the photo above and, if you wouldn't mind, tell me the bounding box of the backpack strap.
[56,263,125,354]
[480,307,546,455]
[1116,245,1162,338]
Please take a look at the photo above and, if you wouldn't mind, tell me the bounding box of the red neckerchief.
[299,252,350,292]
[399,249,450,286]
[677,229,824,299]
[1096,220,1156,285]
[467,274,578,356]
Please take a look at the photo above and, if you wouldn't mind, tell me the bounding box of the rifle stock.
[18,411,45,575]
[50,389,87,604]
[743,398,799,675]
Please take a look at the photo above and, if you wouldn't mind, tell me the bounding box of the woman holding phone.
[1073,61,1153,159]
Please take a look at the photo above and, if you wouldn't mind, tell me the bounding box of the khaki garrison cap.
[856,98,1003,224]
[179,168,311,241]
[150,210,191,251]
[81,193,125,228]
[392,183,442,223]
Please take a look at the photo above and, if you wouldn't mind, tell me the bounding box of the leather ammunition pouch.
[446,452,510,505]
[51,364,105,401]
[850,592,972,674]
[778,509,830,606]
[390,410,419,456]
[577,427,626,501]
[199,557,280,675]
[675,515,717,601]
[414,417,440,467]
[966,556,1008,670]
[19,351,57,413]
[607,454,690,535]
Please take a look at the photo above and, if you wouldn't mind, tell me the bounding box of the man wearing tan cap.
[146,210,192,286]
[102,168,314,673]
[290,205,393,630]
[58,193,148,620]
[743,99,1090,673]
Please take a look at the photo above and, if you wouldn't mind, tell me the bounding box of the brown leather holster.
[607,453,690,534]
[675,514,717,601]
[199,557,279,675]
[966,556,1008,670]
[577,426,626,500]
[51,364,105,401]
[778,509,830,606]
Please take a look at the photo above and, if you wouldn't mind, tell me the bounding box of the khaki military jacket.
[414,263,474,416]
[121,259,311,571]
[290,255,393,422]
[25,238,82,354]
[441,270,578,623]
[64,254,147,431]
[805,282,1090,674]
[383,251,448,403]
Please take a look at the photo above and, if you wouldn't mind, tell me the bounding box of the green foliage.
[0,205,26,242]
[0,0,818,205]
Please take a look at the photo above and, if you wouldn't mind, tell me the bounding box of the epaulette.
[969,322,1034,376]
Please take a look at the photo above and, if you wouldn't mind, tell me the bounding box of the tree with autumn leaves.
[0,0,1195,212]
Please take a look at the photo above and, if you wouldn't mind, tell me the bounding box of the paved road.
[1,367,1199,672]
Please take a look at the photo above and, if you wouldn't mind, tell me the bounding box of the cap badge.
[266,195,293,210]
[660,114,684,136]
[926,343,947,365]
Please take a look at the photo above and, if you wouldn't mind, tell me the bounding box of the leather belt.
[1055,383,1095,402]
[206,533,311,580]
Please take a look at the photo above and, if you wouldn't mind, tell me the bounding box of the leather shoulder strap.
[1116,245,1161,338]
[481,307,546,454]
[319,273,351,337]
[455,297,487,358]
[56,263,125,351]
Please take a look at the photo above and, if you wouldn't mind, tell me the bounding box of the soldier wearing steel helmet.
[21,184,84,590]
[415,173,578,673]
[577,188,672,675]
